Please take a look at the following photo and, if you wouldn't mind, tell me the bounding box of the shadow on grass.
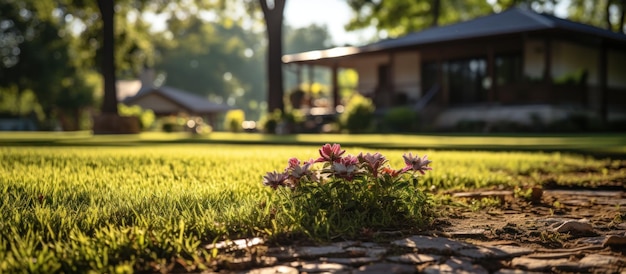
[1,131,625,159]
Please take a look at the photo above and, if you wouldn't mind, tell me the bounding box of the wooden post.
[332,64,339,111]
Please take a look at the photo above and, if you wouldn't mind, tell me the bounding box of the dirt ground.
[434,187,626,271]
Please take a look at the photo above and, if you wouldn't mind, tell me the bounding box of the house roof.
[282,7,626,64]
[124,86,233,115]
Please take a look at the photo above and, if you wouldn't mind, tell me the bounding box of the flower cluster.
[262,143,432,191]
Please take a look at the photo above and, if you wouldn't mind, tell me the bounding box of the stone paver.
[424,257,488,274]
[386,253,441,264]
[392,235,471,253]
[354,263,416,274]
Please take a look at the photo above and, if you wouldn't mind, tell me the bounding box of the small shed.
[123,85,234,128]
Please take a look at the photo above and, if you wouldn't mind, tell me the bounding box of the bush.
[118,104,155,131]
[340,94,375,133]
[259,110,282,134]
[382,107,419,132]
[224,110,245,133]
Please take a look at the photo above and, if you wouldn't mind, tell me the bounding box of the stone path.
[201,190,626,273]
[205,233,624,273]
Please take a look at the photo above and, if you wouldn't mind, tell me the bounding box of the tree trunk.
[431,0,441,27]
[97,0,118,114]
[619,0,626,33]
[606,0,614,31]
[260,0,286,113]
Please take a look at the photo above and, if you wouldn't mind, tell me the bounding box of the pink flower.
[262,171,288,190]
[315,143,345,163]
[332,155,359,181]
[358,152,386,177]
[402,153,432,175]
[285,158,314,184]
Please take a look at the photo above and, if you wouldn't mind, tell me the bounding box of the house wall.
[352,54,389,97]
[392,51,421,102]
[551,41,599,86]
[524,39,626,88]
[133,94,184,114]
[523,39,544,80]
[608,49,626,88]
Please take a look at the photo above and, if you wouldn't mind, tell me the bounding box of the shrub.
[118,104,155,130]
[382,107,419,132]
[340,94,375,133]
[259,110,282,134]
[224,110,245,133]
[262,144,433,239]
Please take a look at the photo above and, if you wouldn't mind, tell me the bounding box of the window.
[421,57,488,105]
[444,58,487,104]
[495,53,522,85]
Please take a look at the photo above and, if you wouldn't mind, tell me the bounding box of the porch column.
[308,65,315,94]
[543,38,552,82]
[599,42,608,123]
[388,52,395,106]
[295,64,302,90]
[543,38,553,103]
[437,53,447,106]
[332,64,339,111]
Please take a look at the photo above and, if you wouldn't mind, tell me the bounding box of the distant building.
[283,7,626,130]
[118,69,234,128]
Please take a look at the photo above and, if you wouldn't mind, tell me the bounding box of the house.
[282,7,626,130]
[119,70,234,129]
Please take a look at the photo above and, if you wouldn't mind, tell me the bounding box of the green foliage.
[224,109,245,132]
[118,104,155,131]
[381,107,419,132]
[346,0,493,38]
[0,87,44,120]
[340,93,375,133]
[258,110,282,134]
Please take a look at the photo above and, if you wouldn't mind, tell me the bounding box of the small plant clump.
[261,143,434,239]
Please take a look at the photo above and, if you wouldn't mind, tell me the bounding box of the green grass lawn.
[1,132,624,272]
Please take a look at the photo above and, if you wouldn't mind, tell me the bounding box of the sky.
[284,0,571,47]
[283,0,375,46]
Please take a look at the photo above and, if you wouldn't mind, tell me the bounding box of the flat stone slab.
[387,253,441,264]
[300,262,352,273]
[355,263,416,274]
[603,235,626,247]
[424,257,488,274]
[325,257,380,266]
[243,265,299,274]
[444,228,487,238]
[578,254,622,268]
[392,235,472,253]
[206,237,264,250]
[345,246,388,258]
[511,257,580,272]
[488,245,534,258]
[295,246,346,257]
[554,220,594,234]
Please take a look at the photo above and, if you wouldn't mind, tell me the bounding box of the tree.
[569,0,625,33]
[154,16,266,120]
[259,0,286,113]
[0,0,96,130]
[284,24,333,54]
[97,0,118,115]
[346,0,492,38]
